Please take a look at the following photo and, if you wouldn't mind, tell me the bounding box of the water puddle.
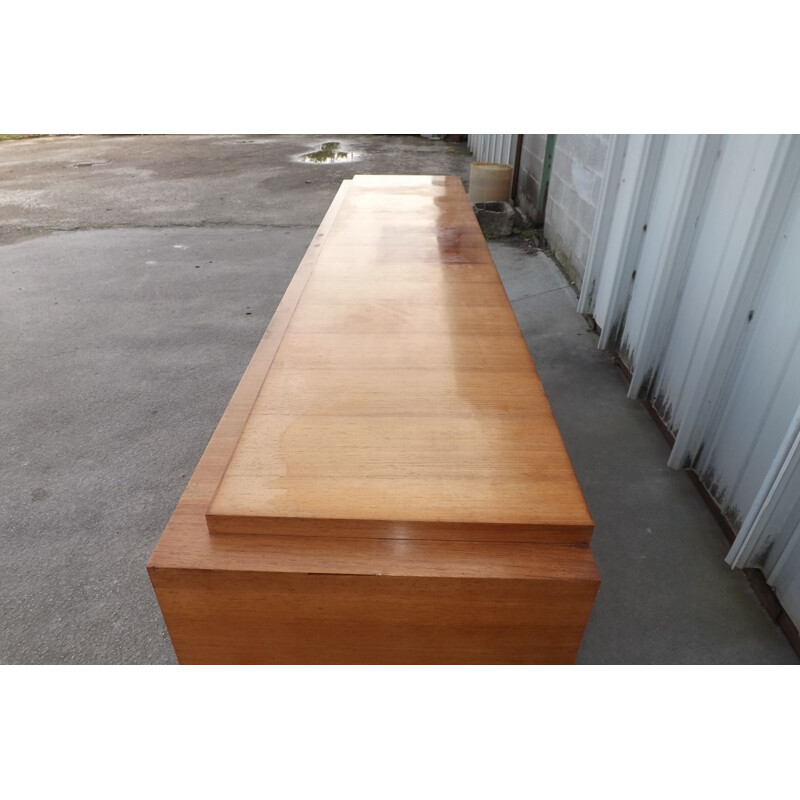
[219,137,274,145]
[297,141,361,164]
[69,160,108,168]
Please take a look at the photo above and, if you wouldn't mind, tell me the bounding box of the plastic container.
[468,162,513,202]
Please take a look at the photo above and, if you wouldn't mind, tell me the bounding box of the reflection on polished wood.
[148,176,599,664]
[206,175,593,542]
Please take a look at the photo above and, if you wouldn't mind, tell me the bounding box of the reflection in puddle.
[298,141,361,163]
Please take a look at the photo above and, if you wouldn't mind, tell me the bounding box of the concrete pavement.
[491,244,797,663]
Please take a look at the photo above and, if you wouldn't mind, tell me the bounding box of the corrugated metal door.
[467,134,517,165]
[579,134,800,627]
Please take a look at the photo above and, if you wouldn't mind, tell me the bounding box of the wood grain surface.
[148,175,600,664]
[205,174,593,541]
[150,568,599,665]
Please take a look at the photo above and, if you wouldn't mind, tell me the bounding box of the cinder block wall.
[516,134,548,224]
[469,133,611,287]
[542,134,609,286]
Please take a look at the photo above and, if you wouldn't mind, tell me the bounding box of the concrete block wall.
[470,133,611,286]
[543,134,609,286]
[516,134,548,224]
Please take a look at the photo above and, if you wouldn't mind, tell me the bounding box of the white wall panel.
[467,134,516,166]
[579,133,800,627]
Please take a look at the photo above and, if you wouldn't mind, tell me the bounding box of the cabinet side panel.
[149,566,599,665]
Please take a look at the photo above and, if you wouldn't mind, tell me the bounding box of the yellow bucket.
[468,162,513,202]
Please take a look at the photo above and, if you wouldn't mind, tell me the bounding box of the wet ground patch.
[297,141,362,163]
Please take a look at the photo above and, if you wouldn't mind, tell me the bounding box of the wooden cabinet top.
[205,175,592,543]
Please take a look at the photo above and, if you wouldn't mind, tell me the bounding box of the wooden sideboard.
[148,175,599,664]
